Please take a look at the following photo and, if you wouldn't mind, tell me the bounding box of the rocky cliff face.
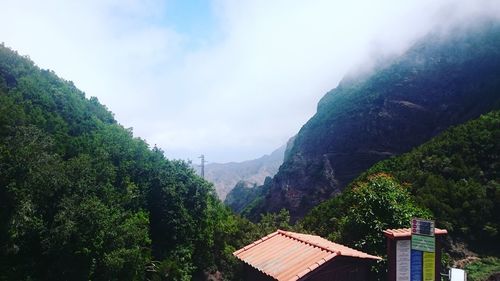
[249,21,500,221]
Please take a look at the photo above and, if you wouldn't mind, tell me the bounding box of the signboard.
[412,234,435,252]
[386,219,441,281]
[423,252,435,281]
[412,218,435,236]
[410,250,422,281]
[396,240,411,281]
[450,268,467,281]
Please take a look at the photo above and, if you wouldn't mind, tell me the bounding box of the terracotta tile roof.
[233,229,381,281]
[383,228,448,238]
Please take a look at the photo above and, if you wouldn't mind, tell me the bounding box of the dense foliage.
[0,44,261,280]
[360,111,500,254]
[301,173,431,280]
[302,111,500,258]
[465,257,500,281]
[224,181,261,213]
[302,173,430,257]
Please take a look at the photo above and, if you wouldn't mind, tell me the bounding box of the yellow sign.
[423,252,435,281]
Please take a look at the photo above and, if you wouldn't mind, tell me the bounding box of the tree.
[338,173,430,255]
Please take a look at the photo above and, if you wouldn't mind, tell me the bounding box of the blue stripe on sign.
[411,250,423,281]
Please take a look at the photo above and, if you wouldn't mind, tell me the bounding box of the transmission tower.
[199,154,206,179]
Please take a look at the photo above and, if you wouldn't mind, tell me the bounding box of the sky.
[1,0,498,163]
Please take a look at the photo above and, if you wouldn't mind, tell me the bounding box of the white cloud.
[1,0,498,163]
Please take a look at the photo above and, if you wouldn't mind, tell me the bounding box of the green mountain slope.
[302,110,500,257]
[246,20,500,221]
[0,44,253,280]
[224,178,270,213]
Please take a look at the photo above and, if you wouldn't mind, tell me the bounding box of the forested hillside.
[0,44,261,280]
[224,179,269,213]
[244,20,500,221]
[302,111,500,259]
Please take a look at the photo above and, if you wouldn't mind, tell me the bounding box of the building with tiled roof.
[233,229,381,281]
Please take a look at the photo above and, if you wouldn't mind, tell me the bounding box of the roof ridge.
[278,230,381,260]
[233,231,280,256]
[277,230,341,255]
[383,227,448,238]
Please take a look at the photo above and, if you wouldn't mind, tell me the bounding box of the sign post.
[385,221,447,281]
[411,218,436,281]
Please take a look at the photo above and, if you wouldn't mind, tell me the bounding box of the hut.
[384,227,448,281]
[233,229,381,281]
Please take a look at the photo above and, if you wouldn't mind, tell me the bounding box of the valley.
[1,14,499,281]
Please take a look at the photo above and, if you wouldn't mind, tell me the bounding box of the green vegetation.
[0,44,259,280]
[303,110,500,260]
[224,177,277,223]
[301,173,429,280]
[301,111,499,279]
[224,181,260,213]
[465,257,500,281]
[359,111,500,254]
[302,173,430,256]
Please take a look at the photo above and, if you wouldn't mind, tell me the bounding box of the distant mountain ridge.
[244,20,500,221]
[202,144,285,200]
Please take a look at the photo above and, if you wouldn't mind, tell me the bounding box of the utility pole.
[199,154,205,179]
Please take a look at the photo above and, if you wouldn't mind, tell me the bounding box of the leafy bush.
[465,257,500,281]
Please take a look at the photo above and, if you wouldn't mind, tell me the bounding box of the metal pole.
[199,154,205,179]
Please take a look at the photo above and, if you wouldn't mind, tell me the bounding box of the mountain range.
[200,144,285,200]
[235,20,500,221]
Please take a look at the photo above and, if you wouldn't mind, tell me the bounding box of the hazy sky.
[1,0,498,163]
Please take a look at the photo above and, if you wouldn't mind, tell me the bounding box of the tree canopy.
[0,44,258,280]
